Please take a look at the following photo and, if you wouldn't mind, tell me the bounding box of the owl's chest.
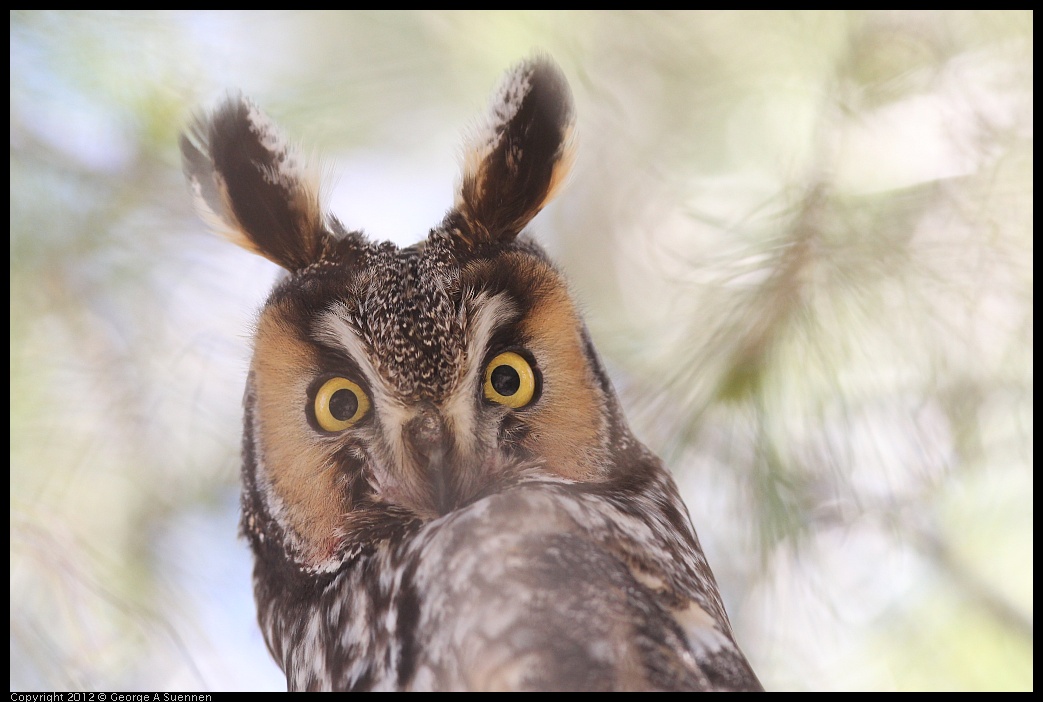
[253,483,725,692]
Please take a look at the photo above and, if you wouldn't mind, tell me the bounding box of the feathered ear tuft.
[180,95,335,272]
[450,57,575,252]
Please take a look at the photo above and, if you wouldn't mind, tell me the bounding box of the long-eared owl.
[180,57,762,692]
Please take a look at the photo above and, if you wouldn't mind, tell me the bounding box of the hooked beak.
[402,403,454,514]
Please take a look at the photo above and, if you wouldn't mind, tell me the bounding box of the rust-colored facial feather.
[250,307,352,565]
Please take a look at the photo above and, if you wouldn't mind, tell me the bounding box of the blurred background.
[10,10,1032,691]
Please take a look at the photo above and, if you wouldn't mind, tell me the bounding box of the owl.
[180,57,762,692]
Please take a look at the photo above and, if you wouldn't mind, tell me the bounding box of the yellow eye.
[483,351,537,408]
[314,377,370,432]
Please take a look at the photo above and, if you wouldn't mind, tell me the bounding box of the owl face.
[245,235,620,567]
[183,59,620,570]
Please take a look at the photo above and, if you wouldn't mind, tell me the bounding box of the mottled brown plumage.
[182,57,762,692]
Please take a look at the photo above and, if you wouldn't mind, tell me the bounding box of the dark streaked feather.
[452,57,575,252]
[180,95,333,272]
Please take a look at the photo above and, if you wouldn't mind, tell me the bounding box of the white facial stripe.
[444,292,516,456]
[316,305,412,494]
[316,304,389,399]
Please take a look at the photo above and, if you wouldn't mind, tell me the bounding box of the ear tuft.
[452,57,575,252]
[180,95,332,272]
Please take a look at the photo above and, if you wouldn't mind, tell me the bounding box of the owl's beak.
[402,403,454,514]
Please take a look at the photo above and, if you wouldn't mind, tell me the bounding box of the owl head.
[181,58,634,571]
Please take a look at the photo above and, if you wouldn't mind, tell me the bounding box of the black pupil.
[491,364,521,396]
[329,388,359,421]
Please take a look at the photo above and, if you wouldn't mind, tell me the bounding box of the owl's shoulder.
[359,465,759,691]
